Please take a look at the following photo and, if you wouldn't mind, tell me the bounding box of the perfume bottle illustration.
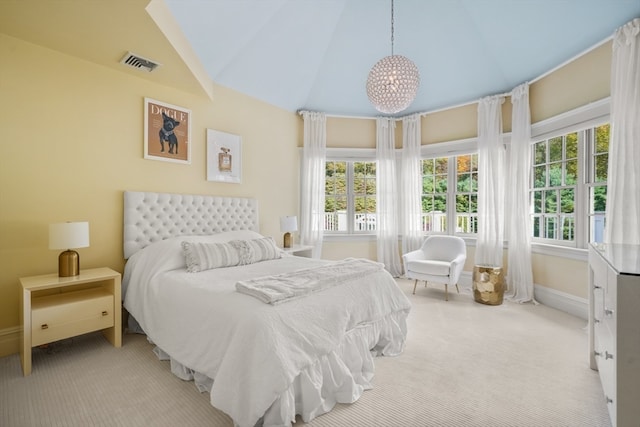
[218,147,232,172]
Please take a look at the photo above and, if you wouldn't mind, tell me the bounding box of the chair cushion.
[407,259,451,276]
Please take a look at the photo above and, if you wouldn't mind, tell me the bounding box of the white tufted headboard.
[123,191,259,259]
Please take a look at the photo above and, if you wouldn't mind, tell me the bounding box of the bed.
[121,191,411,427]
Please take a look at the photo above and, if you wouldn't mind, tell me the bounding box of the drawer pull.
[604,308,614,317]
[41,324,48,330]
[594,350,601,357]
[594,318,600,324]
[605,351,614,360]
[606,396,613,404]
[102,311,108,316]
[594,285,602,290]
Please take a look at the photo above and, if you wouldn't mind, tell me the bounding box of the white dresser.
[588,244,640,427]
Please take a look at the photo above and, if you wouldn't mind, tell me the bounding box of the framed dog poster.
[144,98,191,164]
[206,129,242,183]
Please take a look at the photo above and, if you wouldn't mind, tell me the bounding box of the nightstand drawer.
[31,288,114,346]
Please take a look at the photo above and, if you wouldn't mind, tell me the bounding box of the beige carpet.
[0,279,610,427]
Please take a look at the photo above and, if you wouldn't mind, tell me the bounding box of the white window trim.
[318,97,609,261]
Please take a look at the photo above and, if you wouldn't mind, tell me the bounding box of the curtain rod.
[299,31,614,122]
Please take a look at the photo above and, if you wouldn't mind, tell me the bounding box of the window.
[530,124,609,247]
[324,160,377,233]
[588,124,610,243]
[421,153,478,235]
[531,132,578,242]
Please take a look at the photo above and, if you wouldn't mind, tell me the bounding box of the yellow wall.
[0,34,301,354]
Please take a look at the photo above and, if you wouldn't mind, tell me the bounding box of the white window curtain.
[376,117,403,277]
[475,95,505,267]
[300,111,326,258]
[401,114,423,258]
[605,18,640,245]
[506,84,536,303]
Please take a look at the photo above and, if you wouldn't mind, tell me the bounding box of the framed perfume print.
[206,129,242,183]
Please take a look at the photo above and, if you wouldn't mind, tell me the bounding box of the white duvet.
[123,231,411,427]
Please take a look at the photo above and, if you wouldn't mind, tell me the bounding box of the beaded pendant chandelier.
[366,0,420,114]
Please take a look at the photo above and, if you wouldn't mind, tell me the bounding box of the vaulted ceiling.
[164,0,640,116]
[1,0,639,118]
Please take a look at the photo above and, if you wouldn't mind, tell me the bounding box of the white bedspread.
[123,233,411,427]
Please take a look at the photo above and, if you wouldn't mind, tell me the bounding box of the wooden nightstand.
[19,267,121,376]
[282,244,314,257]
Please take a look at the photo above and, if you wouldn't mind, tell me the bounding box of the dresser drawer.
[31,288,114,347]
[590,251,608,289]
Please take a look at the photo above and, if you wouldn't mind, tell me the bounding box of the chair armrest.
[449,253,467,275]
[402,249,424,263]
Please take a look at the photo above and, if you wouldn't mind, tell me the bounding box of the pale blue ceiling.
[165,0,640,117]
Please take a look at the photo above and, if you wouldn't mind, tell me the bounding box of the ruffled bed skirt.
[139,311,408,427]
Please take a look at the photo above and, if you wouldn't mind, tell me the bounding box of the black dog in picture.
[159,112,180,154]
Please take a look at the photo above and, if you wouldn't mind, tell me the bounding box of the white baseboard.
[460,271,587,320]
[0,326,21,357]
[533,284,588,320]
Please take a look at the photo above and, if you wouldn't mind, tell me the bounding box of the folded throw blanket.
[236,258,384,304]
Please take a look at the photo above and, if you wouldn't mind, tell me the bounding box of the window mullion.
[447,156,456,235]
[575,130,587,248]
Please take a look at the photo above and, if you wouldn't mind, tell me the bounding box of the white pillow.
[182,241,240,272]
[245,236,281,263]
[182,236,282,272]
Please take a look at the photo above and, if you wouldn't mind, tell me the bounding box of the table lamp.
[49,222,90,277]
[280,216,298,248]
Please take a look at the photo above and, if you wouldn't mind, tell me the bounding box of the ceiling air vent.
[120,52,160,72]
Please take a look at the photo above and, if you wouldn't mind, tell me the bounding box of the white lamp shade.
[49,222,90,250]
[280,216,298,233]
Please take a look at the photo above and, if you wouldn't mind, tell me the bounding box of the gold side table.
[473,265,504,305]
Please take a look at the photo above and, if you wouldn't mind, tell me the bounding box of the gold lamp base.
[283,232,292,248]
[58,250,80,277]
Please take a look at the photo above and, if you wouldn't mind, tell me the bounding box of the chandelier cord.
[390,0,395,56]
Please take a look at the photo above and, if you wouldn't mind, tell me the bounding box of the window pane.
[434,195,447,213]
[590,214,606,243]
[562,216,574,241]
[565,160,577,185]
[422,159,434,175]
[549,163,562,186]
[435,176,448,192]
[365,178,376,195]
[592,186,607,213]
[545,190,557,213]
[595,125,609,153]
[533,166,546,188]
[549,137,563,162]
[457,155,471,173]
[422,176,434,193]
[533,190,543,213]
[435,158,448,174]
[534,141,546,165]
[354,177,364,193]
[566,134,578,159]
[545,216,557,239]
[595,154,608,182]
[560,188,574,214]
[456,194,469,212]
[533,216,541,238]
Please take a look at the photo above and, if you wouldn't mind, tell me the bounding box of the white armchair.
[402,235,467,301]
